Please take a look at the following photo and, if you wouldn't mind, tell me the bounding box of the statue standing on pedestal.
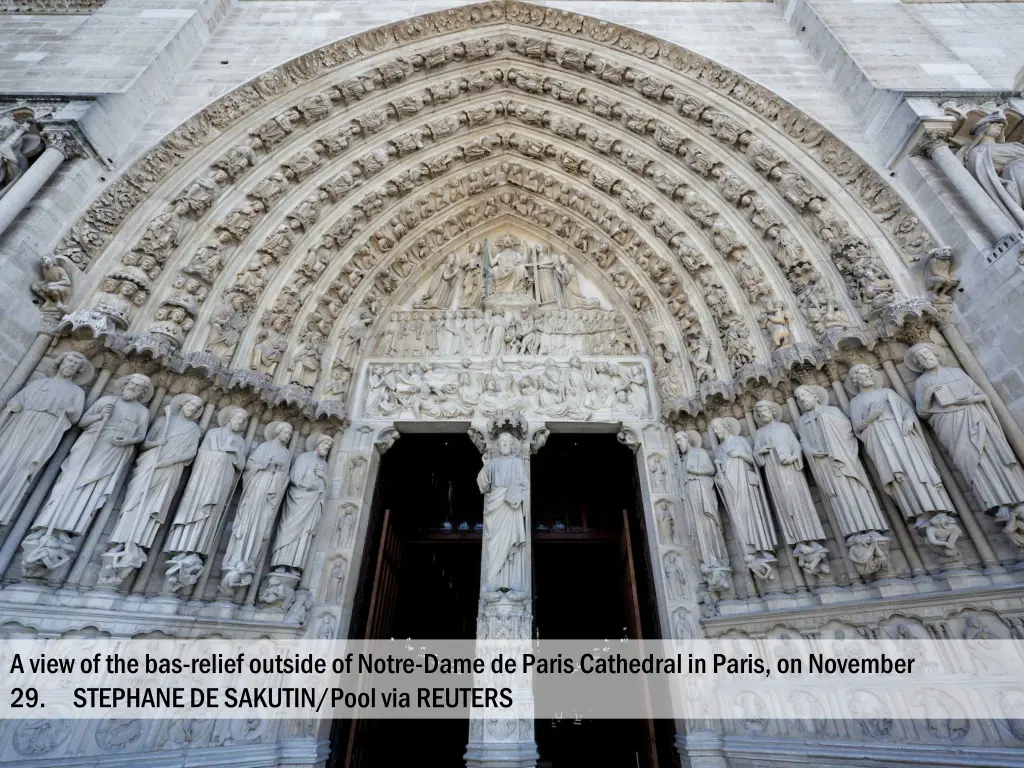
[711,416,777,581]
[162,405,248,593]
[22,373,152,575]
[477,430,529,596]
[753,400,830,578]
[908,343,1024,548]
[220,421,293,594]
[0,351,91,528]
[675,429,731,592]
[795,384,891,576]
[269,433,333,573]
[98,394,204,586]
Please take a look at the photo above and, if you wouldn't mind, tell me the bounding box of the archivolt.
[52,0,937,416]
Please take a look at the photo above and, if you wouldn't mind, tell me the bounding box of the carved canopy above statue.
[52,0,934,417]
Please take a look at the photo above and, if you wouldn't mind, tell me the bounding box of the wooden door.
[620,508,660,768]
[340,508,403,768]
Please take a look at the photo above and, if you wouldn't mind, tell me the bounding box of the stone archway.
[8,3,1024,768]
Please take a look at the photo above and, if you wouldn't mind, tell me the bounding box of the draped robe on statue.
[476,452,529,592]
[849,387,952,521]
[798,404,888,536]
[32,396,148,537]
[715,435,776,553]
[964,139,1024,229]
[915,366,1024,512]
[270,450,328,570]
[108,413,202,550]
[222,440,291,581]
[753,421,825,545]
[683,446,729,567]
[164,427,245,556]
[0,375,83,526]
[491,250,529,295]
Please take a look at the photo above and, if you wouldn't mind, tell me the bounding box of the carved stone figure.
[760,299,793,348]
[268,434,333,573]
[162,406,248,591]
[846,531,892,578]
[962,111,1024,229]
[477,430,529,596]
[847,364,954,524]
[415,253,460,309]
[555,254,599,309]
[923,246,959,301]
[22,374,152,576]
[908,343,1024,537]
[31,255,73,311]
[753,400,829,577]
[795,384,889,538]
[0,351,90,527]
[220,421,293,593]
[648,453,668,493]
[676,430,731,592]
[711,416,777,581]
[99,394,204,586]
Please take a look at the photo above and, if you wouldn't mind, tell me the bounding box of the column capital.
[39,127,86,159]
[911,127,954,159]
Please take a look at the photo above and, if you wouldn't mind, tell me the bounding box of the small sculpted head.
[754,400,777,426]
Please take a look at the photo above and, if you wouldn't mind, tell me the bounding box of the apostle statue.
[795,384,891,575]
[0,351,91,528]
[162,405,248,593]
[710,417,778,582]
[962,111,1024,230]
[675,429,732,593]
[414,253,460,309]
[98,394,204,586]
[268,433,333,574]
[908,342,1024,549]
[219,421,293,594]
[21,373,152,576]
[847,363,955,522]
[753,400,830,578]
[477,429,529,596]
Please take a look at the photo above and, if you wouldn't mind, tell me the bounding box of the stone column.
[914,131,1017,243]
[466,410,538,768]
[0,129,83,238]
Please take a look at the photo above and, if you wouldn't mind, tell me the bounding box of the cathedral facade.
[1,0,1024,765]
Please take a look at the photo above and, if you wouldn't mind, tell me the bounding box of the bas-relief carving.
[21,374,153,578]
[360,357,651,421]
[846,364,963,560]
[908,343,1024,551]
[98,394,204,587]
[752,399,829,580]
[0,352,91,528]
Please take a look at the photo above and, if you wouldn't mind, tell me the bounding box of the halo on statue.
[903,342,950,374]
[306,431,333,452]
[264,420,291,443]
[49,350,95,385]
[684,429,704,449]
[114,373,154,404]
[794,384,831,410]
[710,416,742,437]
[754,399,783,422]
[844,364,885,396]
[167,392,203,417]
[216,405,248,429]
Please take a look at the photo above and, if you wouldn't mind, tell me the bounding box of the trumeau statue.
[268,433,334,573]
[0,351,91,528]
[220,421,293,594]
[477,429,529,598]
[908,343,1024,549]
[22,373,152,576]
[98,394,204,586]
[163,405,248,593]
[753,400,830,578]
[962,111,1024,229]
[847,363,962,559]
[675,429,732,592]
[711,416,778,582]
[795,384,891,576]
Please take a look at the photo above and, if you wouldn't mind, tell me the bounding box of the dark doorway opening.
[532,434,678,768]
[331,433,483,768]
